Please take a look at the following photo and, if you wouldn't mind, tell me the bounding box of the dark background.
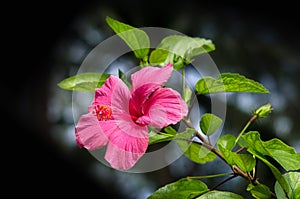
[7,0,299,198]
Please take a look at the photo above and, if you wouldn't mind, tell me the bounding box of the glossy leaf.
[200,113,222,136]
[247,184,271,199]
[57,73,110,92]
[196,190,243,199]
[175,129,217,164]
[241,131,300,171]
[148,178,208,199]
[217,134,236,151]
[106,16,150,59]
[275,172,300,199]
[149,35,215,70]
[195,73,270,95]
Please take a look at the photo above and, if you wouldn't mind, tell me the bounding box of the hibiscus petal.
[130,63,173,93]
[90,75,128,107]
[104,118,149,170]
[89,75,131,115]
[129,83,160,117]
[144,88,188,128]
[75,113,110,150]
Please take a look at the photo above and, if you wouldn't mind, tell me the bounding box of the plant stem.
[187,173,234,179]
[235,114,258,145]
[210,175,238,191]
[182,68,185,100]
[183,117,208,144]
[184,116,260,185]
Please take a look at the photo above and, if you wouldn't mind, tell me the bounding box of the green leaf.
[247,184,271,199]
[218,134,256,172]
[275,172,300,199]
[148,131,175,145]
[241,131,300,171]
[163,126,178,135]
[218,145,256,172]
[233,153,256,172]
[147,178,208,199]
[195,73,270,95]
[200,113,222,136]
[118,69,131,88]
[57,73,110,92]
[217,134,236,151]
[148,126,178,145]
[149,35,215,70]
[106,16,150,59]
[196,190,243,199]
[244,145,290,195]
[175,129,217,164]
[149,49,169,65]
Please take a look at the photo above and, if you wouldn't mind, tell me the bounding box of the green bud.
[254,103,272,118]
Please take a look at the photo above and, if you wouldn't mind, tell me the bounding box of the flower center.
[94,105,113,121]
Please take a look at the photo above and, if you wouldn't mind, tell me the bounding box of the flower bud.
[254,103,272,118]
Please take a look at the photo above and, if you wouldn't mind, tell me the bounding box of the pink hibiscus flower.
[75,63,188,170]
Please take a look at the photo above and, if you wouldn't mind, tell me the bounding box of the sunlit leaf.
[241,131,300,171]
[149,35,215,70]
[149,49,169,65]
[57,73,110,92]
[195,73,270,95]
[147,178,208,199]
[247,184,271,199]
[233,153,256,172]
[200,113,222,136]
[218,134,256,172]
[106,16,150,59]
[275,172,300,199]
[217,134,236,151]
[243,144,290,195]
[196,190,243,199]
[175,129,217,164]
